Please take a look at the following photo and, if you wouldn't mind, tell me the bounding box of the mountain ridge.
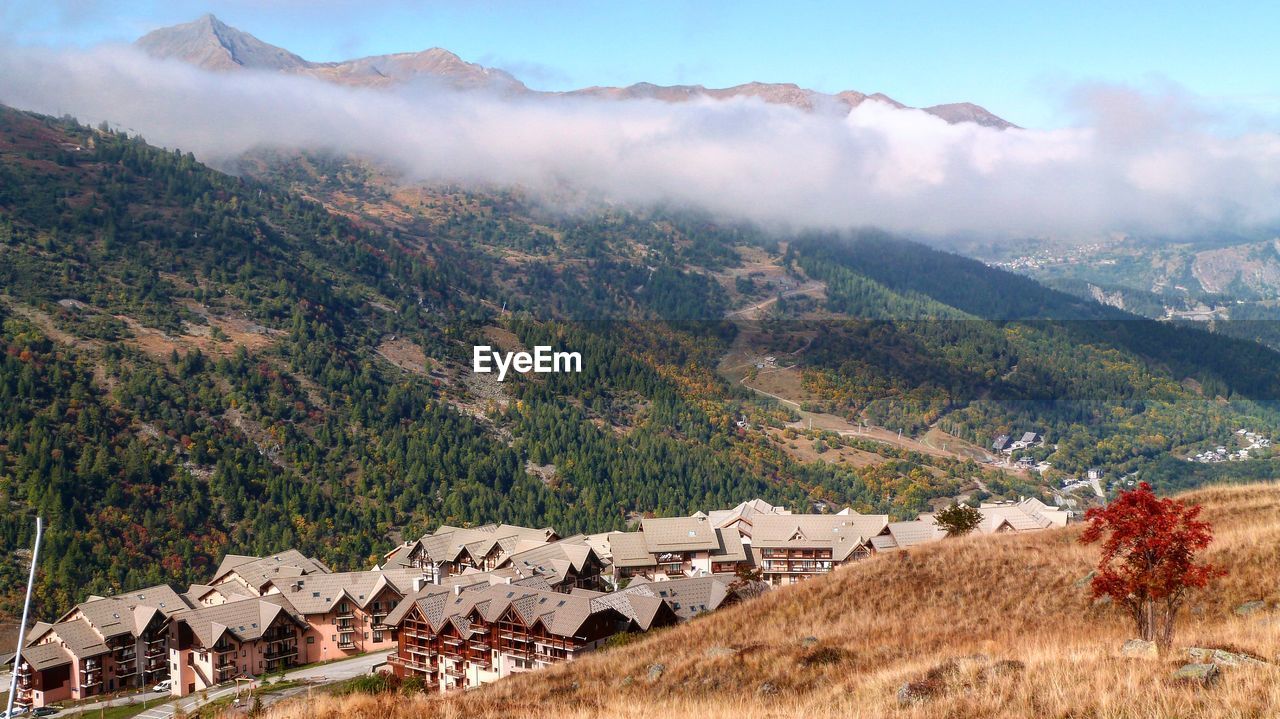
[135,14,1016,129]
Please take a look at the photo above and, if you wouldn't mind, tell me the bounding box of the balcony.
[337,640,356,650]
[264,646,298,661]
[443,665,465,679]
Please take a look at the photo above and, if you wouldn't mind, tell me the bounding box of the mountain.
[253,481,1280,719]
[136,14,526,91]
[136,13,310,72]
[134,15,1014,128]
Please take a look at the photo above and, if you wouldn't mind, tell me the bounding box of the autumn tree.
[1079,482,1223,649]
[935,503,983,537]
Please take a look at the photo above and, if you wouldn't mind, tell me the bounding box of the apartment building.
[750,513,889,585]
[166,595,308,697]
[608,516,751,581]
[385,580,676,692]
[13,584,188,708]
[381,524,559,582]
[261,569,419,661]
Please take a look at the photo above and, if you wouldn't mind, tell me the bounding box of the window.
[306,636,315,644]
[373,631,384,643]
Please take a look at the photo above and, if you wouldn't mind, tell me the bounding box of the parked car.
[0,706,30,718]
[32,709,59,717]
[152,679,173,693]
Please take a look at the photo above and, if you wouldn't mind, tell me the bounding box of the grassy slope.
[262,482,1280,718]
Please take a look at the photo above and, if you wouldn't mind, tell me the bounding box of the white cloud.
[2,44,1279,240]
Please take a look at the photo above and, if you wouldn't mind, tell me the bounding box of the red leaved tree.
[1079,482,1223,650]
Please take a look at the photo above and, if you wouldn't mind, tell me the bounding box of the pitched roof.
[751,513,888,561]
[385,524,558,569]
[705,499,792,535]
[171,596,306,647]
[385,582,637,639]
[261,570,415,615]
[638,516,720,553]
[210,550,331,591]
[873,519,948,551]
[613,575,735,621]
[607,532,657,569]
[41,619,109,658]
[18,642,73,671]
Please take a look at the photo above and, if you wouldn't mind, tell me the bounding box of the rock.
[897,680,939,706]
[1121,639,1159,660]
[646,663,665,683]
[990,659,1026,675]
[1187,647,1268,667]
[618,676,633,688]
[1074,569,1096,588]
[800,636,819,647]
[569,681,580,691]
[1172,663,1220,686]
[705,646,738,658]
[1235,600,1267,616]
[757,681,779,696]
[1093,595,1113,607]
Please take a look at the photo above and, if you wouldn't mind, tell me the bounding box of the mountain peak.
[133,16,1014,127]
[136,14,309,72]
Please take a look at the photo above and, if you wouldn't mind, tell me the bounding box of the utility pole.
[7,517,43,717]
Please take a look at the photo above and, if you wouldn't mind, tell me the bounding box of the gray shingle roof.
[751,513,888,561]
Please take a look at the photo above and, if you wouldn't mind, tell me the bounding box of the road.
[723,280,824,320]
[55,651,390,719]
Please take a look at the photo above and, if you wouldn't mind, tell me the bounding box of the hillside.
[0,106,1039,616]
[260,482,1280,718]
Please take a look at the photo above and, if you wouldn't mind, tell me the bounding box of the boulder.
[896,680,939,706]
[646,663,665,683]
[1120,639,1159,659]
[757,681,779,696]
[1235,600,1267,616]
[1074,569,1096,588]
[704,646,738,658]
[800,635,819,647]
[1172,663,1220,686]
[1187,647,1268,667]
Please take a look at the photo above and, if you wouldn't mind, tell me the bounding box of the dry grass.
[260,483,1280,719]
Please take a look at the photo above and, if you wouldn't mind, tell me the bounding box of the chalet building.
[14,585,188,708]
[206,550,332,597]
[381,524,558,583]
[498,538,609,591]
[608,516,751,581]
[384,581,676,692]
[166,596,308,698]
[260,569,419,661]
[749,513,889,585]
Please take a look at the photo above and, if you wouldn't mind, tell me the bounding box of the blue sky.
[5,0,1277,128]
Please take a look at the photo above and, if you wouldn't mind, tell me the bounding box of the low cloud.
[2,44,1279,240]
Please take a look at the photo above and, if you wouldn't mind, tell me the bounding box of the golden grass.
[259,482,1280,719]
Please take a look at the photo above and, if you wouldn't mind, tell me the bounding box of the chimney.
[412,577,426,593]
[453,584,463,596]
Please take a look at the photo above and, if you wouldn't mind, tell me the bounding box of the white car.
[0,707,30,718]
[152,679,173,693]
